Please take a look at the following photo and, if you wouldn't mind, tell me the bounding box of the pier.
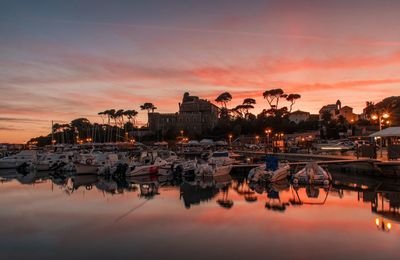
[234,150,400,178]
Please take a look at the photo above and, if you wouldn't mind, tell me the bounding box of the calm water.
[1,169,399,259]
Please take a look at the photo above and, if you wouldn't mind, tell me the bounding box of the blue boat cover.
[265,155,278,171]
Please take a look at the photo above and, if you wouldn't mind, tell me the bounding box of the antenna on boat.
[51,120,54,146]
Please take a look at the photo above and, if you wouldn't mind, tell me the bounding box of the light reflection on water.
[0,169,399,259]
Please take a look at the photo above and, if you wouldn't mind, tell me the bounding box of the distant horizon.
[1,0,400,143]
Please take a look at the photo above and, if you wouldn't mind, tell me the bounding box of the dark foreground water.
[0,169,399,260]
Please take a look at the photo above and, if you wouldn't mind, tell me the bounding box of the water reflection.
[1,168,400,232]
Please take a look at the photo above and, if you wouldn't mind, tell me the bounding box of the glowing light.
[382,113,389,119]
[387,222,392,230]
[375,218,380,226]
[371,115,378,120]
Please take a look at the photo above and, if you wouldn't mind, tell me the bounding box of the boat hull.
[74,163,99,175]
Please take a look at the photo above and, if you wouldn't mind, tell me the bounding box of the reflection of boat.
[16,171,50,185]
[180,179,219,209]
[217,188,233,209]
[291,185,330,205]
[265,188,289,212]
[71,174,98,191]
[214,174,232,189]
[96,178,119,194]
[0,169,19,181]
[292,162,332,186]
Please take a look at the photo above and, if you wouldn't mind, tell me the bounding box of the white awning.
[369,127,400,137]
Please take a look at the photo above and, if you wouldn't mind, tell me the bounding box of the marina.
[2,1,400,258]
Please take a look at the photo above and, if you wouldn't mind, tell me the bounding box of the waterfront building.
[319,99,358,122]
[289,110,311,124]
[148,92,219,136]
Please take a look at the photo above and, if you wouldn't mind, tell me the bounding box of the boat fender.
[86,158,93,165]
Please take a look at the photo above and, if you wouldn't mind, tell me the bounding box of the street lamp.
[264,129,272,153]
[371,112,390,158]
[228,134,233,148]
[255,135,260,145]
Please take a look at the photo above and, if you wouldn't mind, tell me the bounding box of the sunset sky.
[1,0,400,143]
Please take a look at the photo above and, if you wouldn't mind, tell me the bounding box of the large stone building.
[148,92,219,136]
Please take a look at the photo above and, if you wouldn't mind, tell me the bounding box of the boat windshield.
[212,152,229,157]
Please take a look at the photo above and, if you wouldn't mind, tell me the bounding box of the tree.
[107,109,116,142]
[115,109,125,141]
[215,92,232,108]
[243,98,256,106]
[286,94,301,112]
[263,88,285,109]
[242,98,256,118]
[363,101,375,119]
[321,110,332,124]
[140,103,157,114]
[71,118,91,140]
[124,110,138,125]
[232,105,247,118]
[98,111,106,124]
[374,96,400,125]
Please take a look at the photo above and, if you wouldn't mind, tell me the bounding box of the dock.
[233,150,400,178]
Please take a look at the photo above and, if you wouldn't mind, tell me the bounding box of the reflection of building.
[288,110,310,124]
[148,92,219,136]
[319,99,358,122]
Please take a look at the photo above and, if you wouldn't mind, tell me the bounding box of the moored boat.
[292,162,332,186]
[248,156,290,183]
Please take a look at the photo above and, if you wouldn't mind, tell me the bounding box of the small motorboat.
[196,163,232,178]
[74,152,119,175]
[207,151,237,166]
[292,162,332,186]
[0,150,38,169]
[125,157,168,177]
[248,156,290,183]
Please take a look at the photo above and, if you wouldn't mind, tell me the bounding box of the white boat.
[248,164,290,183]
[126,164,159,177]
[125,157,168,177]
[74,152,119,175]
[196,163,232,177]
[207,151,236,166]
[173,159,198,176]
[33,153,71,171]
[0,150,37,169]
[292,162,332,186]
